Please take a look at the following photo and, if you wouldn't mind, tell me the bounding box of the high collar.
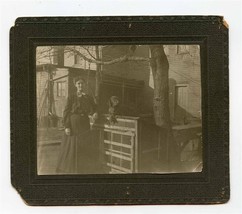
[77,91,86,97]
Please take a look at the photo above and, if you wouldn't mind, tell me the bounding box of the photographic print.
[11,16,229,205]
[36,44,202,175]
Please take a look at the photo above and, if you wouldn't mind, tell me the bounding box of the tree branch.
[65,47,150,65]
[81,46,97,60]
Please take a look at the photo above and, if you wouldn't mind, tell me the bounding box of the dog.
[107,96,120,124]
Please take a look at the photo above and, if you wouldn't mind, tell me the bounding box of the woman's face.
[75,80,86,92]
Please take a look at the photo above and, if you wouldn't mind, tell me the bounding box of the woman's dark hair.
[73,76,86,85]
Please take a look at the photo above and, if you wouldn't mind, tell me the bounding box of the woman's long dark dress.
[56,93,96,174]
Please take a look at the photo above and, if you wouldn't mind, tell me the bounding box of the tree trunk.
[149,45,170,127]
[149,45,180,170]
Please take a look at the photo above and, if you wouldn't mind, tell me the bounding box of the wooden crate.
[92,115,162,173]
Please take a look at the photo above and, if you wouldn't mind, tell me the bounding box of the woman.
[56,77,98,174]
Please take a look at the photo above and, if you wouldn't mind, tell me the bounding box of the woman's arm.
[63,96,72,129]
[88,96,98,120]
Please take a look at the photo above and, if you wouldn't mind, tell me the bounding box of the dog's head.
[108,96,120,108]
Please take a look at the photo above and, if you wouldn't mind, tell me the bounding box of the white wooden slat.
[110,132,113,169]
[130,135,134,172]
[120,134,123,167]
[107,163,131,173]
[104,129,135,137]
[93,123,136,132]
[107,149,131,157]
[116,118,139,123]
[105,151,132,161]
[110,169,125,174]
[105,125,135,132]
[104,140,132,149]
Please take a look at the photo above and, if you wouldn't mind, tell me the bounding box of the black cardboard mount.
[10,16,229,206]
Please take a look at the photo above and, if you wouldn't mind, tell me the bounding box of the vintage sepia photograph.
[36,44,202,175]
[10,15,229,205]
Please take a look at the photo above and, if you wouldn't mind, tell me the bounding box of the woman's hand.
[65,128,71,135]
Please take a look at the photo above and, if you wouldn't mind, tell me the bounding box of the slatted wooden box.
[92,115,164,173]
